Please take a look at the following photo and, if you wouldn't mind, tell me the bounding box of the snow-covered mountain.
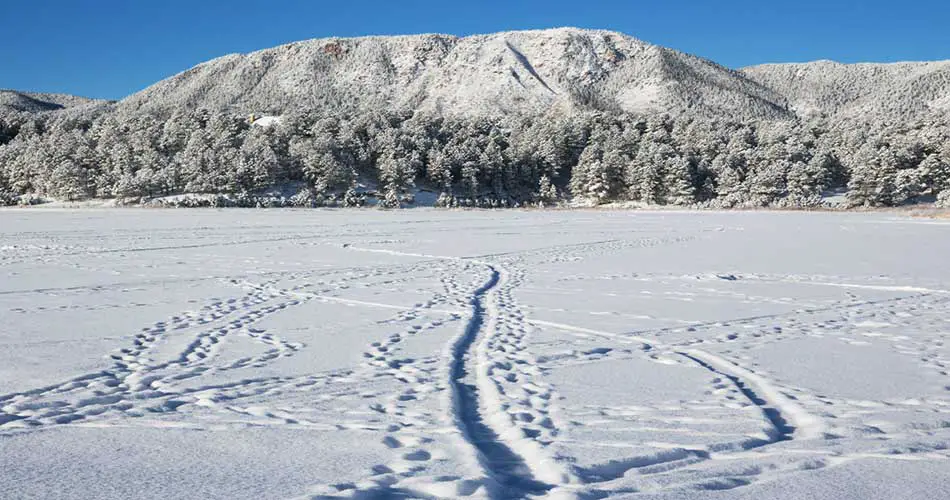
[742,60,950,121]
[0,90,105,114]
[116,28,793,120]
[6,28,950,124]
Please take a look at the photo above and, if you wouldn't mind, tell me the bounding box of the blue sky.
[3,0,948,100]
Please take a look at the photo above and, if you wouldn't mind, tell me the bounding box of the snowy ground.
[1,208,950,499]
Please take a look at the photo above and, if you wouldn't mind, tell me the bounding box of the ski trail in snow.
[467,265,578,492]
[527,318,657,348]
[447,264,554,496]
[800,282,950,295]
[679,350,829,442]
[525,317,829,445]
[346,246,464,262]
[346,244,578,496]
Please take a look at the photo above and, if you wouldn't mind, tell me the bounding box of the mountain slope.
[6,29,950,125]
[0,90,106,114]
[741,60,950,121]
[117,28,793,120]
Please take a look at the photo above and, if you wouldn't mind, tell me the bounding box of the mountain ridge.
[4,28,949,125]
[741,59,950,120]
[112,28,794,120]
[0,89,108,114]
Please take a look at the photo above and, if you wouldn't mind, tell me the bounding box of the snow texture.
[2,208,950,499]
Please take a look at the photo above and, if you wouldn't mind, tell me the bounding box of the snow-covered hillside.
[107,27,950,123]
[5,28,950,124]
[2,209,950,499]
[742,60,950,121]
[116,28,791,120]
[0,89,106,114]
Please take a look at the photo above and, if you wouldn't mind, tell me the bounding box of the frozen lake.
[2,208,949,499]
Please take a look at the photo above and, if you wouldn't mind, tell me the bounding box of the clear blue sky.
[3,0,948,100]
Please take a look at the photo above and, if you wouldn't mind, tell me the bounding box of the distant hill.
[0,90,107,115]
[741,60,950,122]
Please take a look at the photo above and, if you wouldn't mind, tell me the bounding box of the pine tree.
[49,159,89,201]
[537,175,558,206]
[847,145,899,207]
[917,153,950,196]
[179,130,216,193]
[342,186,365,207]
[662,156,697,206]
[239,129,280,192]
[481,128,508,199]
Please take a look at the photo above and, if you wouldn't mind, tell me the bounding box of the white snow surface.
[251,115,283,128]
[1,208,950,499]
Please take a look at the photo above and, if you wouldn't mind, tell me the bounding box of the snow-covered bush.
[936,190,950,208]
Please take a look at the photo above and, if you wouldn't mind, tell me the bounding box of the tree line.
[1,106,948,208]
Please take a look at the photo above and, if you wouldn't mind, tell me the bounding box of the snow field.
[1,208,949,499]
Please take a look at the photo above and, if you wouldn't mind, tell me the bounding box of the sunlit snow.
[2,209,949,499]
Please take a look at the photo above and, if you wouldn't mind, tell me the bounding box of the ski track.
[678,349,828,442]
[4,213,950,499]
[333,247,579,498]
[320,233,836,497]
[449,263,554,497]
